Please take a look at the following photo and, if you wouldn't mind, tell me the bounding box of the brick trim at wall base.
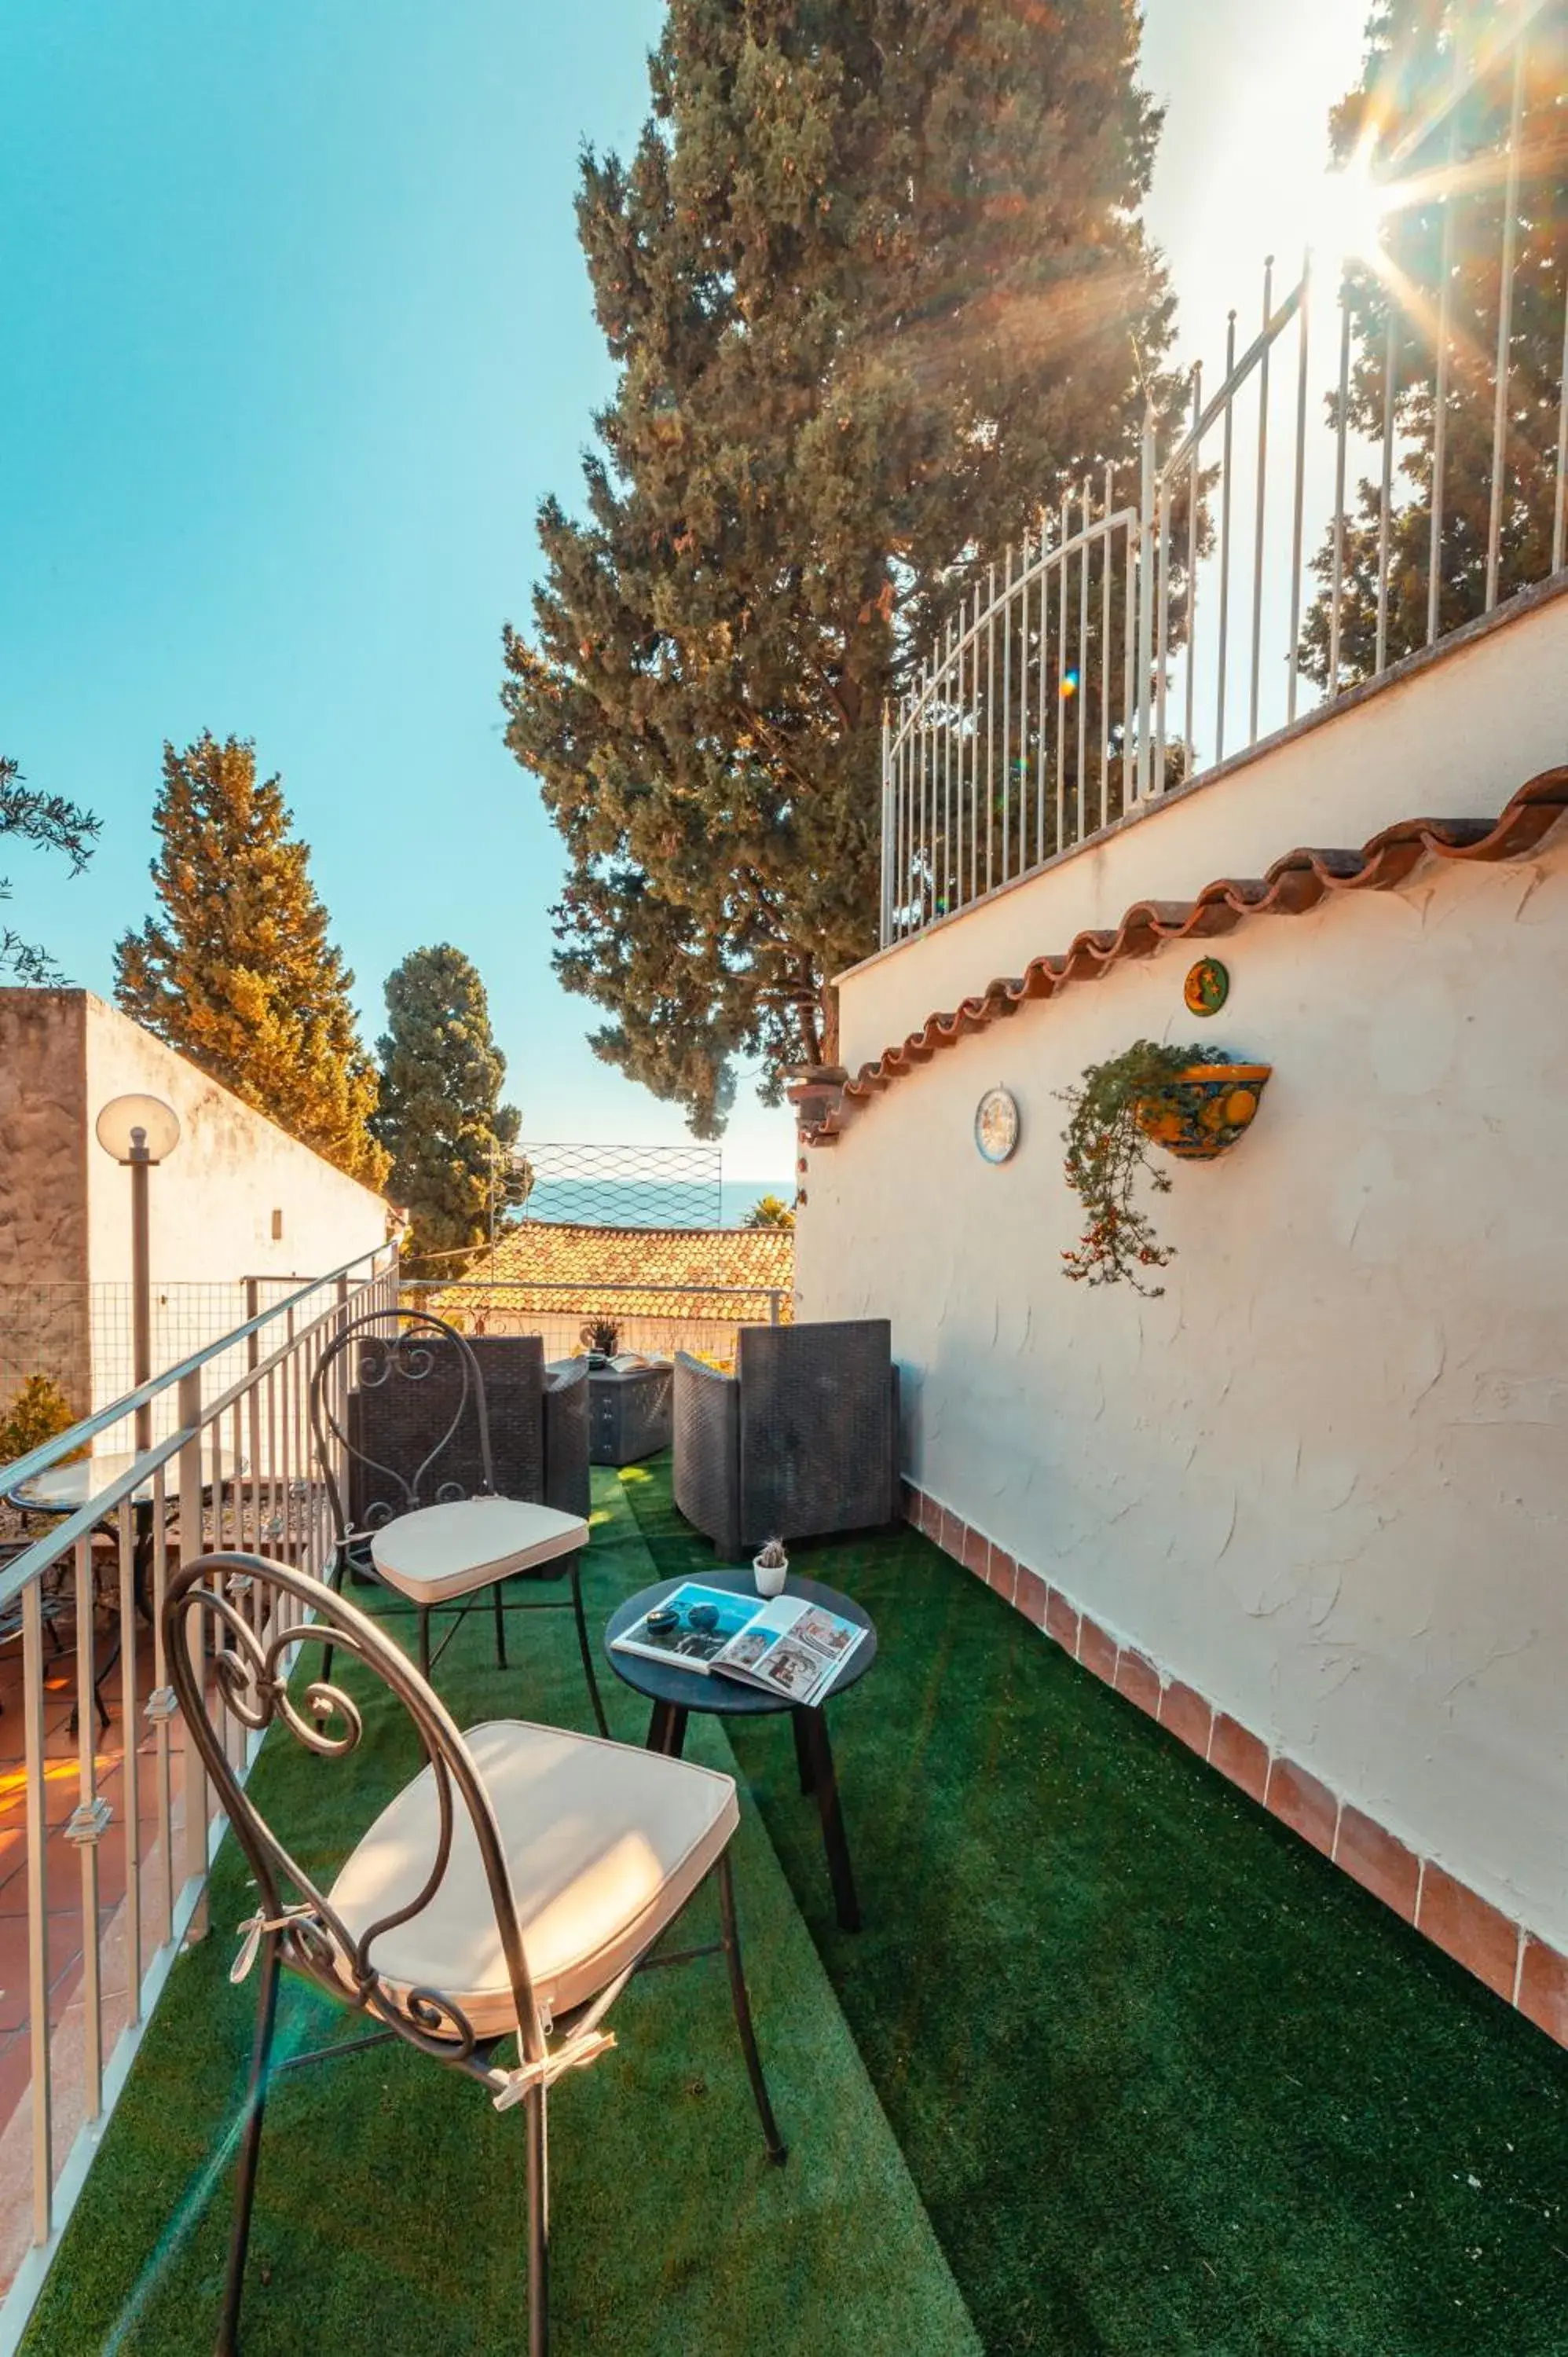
[902,1478,1568,2051]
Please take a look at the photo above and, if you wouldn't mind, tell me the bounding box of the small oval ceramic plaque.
[1184,956,1230,1017]
[975,1086,1020,1164]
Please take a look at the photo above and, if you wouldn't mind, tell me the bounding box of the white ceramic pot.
[752,1555,788,1599]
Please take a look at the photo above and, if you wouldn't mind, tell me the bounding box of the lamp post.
[94,1094,181,1453]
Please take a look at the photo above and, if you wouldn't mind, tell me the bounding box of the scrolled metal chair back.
[165,1549,547,2067]
[310,1306,496,1553]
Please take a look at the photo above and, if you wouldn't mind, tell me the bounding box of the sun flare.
[1309,145,1395,277]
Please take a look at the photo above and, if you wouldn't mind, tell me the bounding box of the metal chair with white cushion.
[165,1549,785,2357]
[310,1308,608,1735]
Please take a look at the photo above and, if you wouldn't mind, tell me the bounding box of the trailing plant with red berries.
[1057,1040,1204,1293]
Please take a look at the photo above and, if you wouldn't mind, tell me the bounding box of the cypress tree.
[372,944,526,1277]
[503,0,1176,1132]
[114,733,390,1191]
[1299,0,1568,686]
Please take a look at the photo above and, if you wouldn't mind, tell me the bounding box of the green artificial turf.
[19,1473,977,2357]
[621,1460,1568,2357]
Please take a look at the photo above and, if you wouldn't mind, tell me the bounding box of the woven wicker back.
[735,1319,896,1549]
[346,1332,548,1530]
[543,1358,591,1519]
[673,1354,742,1557]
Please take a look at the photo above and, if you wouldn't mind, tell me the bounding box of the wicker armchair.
[349,1335,589,1527]
[672,1319,899,1559]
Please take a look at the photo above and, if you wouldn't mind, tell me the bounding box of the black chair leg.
[493,1576,507,1672]
[418,1607,431,1682]
[319,1547,348,1690]
[570,1558,609,1736]
[67,1681,112,1741]
[716,1850,786,2165]
[526,2078,550,2357]
[218,1931,282,2355]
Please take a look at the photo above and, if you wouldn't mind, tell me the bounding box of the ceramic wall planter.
[1134,1058,1272,1160]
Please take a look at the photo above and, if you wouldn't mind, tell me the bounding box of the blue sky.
[0,0,1368,1187]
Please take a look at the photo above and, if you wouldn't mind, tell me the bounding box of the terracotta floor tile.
[0,1911,95,2034]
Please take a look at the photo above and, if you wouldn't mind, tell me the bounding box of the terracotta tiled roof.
[793,766,1568,1148]
[434,1222,793,1321]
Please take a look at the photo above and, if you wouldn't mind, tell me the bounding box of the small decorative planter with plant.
[752,1536,789,1598]
[1058,1040,1272,1293]
[580,1316,621,1366]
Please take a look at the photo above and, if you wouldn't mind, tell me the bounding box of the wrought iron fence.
[0,1246,398,2330]
[882,484,1141,940]
[883,0,1568,944]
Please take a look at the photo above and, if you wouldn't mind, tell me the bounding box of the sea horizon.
[517,1176,795,1230]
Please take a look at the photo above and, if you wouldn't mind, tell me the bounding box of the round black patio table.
[603,1569,876,1932]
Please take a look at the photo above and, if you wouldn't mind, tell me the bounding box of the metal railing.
[882,486,1141,940]
[882,0,1568,943]
[0,1244,398,2336]
[418,1279,790,1366]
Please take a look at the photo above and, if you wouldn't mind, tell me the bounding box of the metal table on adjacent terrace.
[5,1445,251,1717]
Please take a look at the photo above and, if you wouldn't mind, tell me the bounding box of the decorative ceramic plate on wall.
[1184,956,1230,1017]
[974,1087,1020,1164]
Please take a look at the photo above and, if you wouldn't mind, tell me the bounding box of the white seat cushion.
[328,1719,738,2033]
[368,1497,588,1605]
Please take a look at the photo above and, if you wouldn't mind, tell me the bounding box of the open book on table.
[611,1581,864,1710]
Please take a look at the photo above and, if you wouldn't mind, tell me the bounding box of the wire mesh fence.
[0,1279,323,1455]
[515,1140,724,1230]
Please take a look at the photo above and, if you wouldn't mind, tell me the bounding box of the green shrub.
[0,1373,81,1466]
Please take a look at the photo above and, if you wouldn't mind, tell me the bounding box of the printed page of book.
[612,1582,760,1674]
[713,1596,865,1705]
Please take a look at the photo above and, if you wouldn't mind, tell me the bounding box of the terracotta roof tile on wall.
[794,767,1568,1148]
[435,1222,793,1321]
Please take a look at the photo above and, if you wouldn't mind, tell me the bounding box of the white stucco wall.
[82,995,390,1299]
[800,610,1568,1951]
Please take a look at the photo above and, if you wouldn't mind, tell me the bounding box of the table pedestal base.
[645,1695,861,1934]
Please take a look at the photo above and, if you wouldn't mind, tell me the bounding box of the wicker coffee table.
[603,1567,876,1931]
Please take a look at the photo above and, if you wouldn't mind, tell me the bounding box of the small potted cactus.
[579,1315,621,1368]
[752,1536,789,1598]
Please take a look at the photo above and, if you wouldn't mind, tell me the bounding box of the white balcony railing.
[0,1246,398,2337]
[882,1,1567,945]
